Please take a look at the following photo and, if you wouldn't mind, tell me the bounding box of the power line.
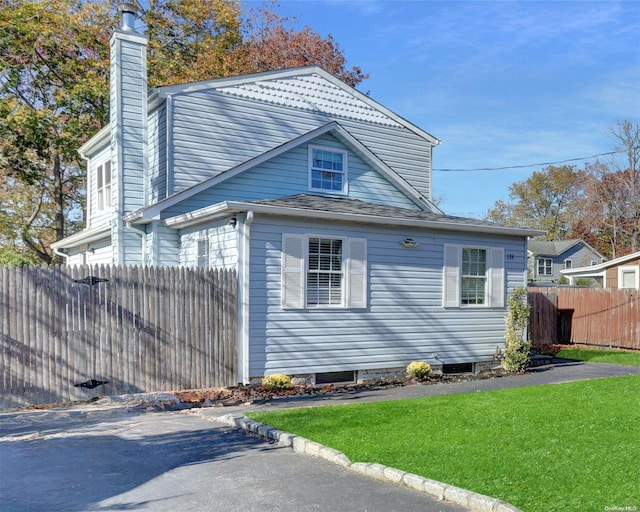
[433,148,629,173]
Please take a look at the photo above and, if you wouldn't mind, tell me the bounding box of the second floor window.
[96,160,112,212]
[309,146,347,194]
[538,258,552,275]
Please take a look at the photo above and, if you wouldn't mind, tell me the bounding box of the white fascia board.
[164,200,544,237]
[561,250,640,274]
[78,125,110,158]
[51,223,111,250]
[153,66,441,146]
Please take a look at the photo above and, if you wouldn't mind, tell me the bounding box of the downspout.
[238,210,254,385]
[126,221,147,265]
[52,245,69,265]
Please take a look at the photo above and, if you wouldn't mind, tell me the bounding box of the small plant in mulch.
[261,374,292,390]
[406,361,432,380]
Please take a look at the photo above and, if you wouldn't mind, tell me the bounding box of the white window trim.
[618,266,639,289]
[308,145,348,196]
[564,259,573,269]
[281,233,366,309]
[443,244,504,308]
[196,237,210,269]
[95,157,112,213]
[538,257,553,276]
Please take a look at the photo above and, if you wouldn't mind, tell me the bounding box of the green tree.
[0,0,367,264]
[485,165,585,240]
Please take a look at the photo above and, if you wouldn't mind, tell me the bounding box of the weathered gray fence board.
[1,265,238,409]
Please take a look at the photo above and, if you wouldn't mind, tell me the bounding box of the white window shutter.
[488,247,505,308]
[347,238,367,308]
[281,234,305,309]
[443,244,460,307]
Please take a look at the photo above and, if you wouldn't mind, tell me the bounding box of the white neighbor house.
[52,5,542,384]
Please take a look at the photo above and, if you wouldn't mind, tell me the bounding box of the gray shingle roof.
[528,239,582,256]
[248,194,522,230]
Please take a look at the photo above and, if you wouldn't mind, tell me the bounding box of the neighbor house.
[52,5,542,384]
[560,251,640,289]
[528,239,604,284]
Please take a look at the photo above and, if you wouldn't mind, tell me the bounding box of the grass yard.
[248,376,640,512]
[555,347,640,367]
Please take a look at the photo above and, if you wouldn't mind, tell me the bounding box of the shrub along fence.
[528,286,639,350]
[1,264,237,409]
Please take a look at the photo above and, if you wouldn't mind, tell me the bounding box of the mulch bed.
[171,368,510,407]
[16,368,517,412]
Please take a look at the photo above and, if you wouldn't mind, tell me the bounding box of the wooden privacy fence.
[1,265,237,409]
[528,287,639,350]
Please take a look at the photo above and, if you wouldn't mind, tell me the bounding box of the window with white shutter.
[281,234,367,309]
[443,244,505,308]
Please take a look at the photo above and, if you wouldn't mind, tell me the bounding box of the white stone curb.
[216,413,522,512]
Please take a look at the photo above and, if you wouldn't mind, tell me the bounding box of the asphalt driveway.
[0,404,468,512]
[1,360,639,512]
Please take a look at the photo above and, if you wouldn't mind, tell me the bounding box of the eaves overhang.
[164,199,544,238]
[77,125,110,159]
[51,223,112,250]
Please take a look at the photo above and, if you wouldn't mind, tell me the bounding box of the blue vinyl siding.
[179,220,238,269]
[246,216,526,378]
[168,91,433,200]
[163,134,420,218]
[148,105,167,204]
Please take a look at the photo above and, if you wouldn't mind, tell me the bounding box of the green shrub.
[406,361,432,380]
[261,373,292,390]
[502,287,531,373]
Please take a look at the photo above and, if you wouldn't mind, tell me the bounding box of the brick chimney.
[110,2,148,265]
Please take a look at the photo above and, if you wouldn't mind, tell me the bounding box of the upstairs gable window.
[309,146,347,195]
[96,159,112,212]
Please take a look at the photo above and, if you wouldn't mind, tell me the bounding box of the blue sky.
[245,0,640,218]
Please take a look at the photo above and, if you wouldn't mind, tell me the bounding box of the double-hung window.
[309,146,347,194]
[443,244,504,308]
[307,238,343,306]
[538,258,553,276]
[461,248,487,305]
[96,159,112,212]
[282,234,366,309]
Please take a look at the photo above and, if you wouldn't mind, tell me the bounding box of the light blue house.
[52,5,541,384]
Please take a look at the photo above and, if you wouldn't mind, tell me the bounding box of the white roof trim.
[126,121,436,223]
[164,199,543,237]
[51,223,111,250]
[153,66,440,145]
[560,250,640,275]
[78,125,110,158]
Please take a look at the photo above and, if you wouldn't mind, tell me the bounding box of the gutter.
[52,245,69,265]
[163,200,545,238]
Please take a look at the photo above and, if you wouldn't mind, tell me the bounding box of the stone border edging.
[216,413,522,512]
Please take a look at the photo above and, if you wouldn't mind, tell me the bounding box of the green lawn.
[555,347,640,367]
[248,376,640,512]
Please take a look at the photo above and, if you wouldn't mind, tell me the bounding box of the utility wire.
[433,148,632,172]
